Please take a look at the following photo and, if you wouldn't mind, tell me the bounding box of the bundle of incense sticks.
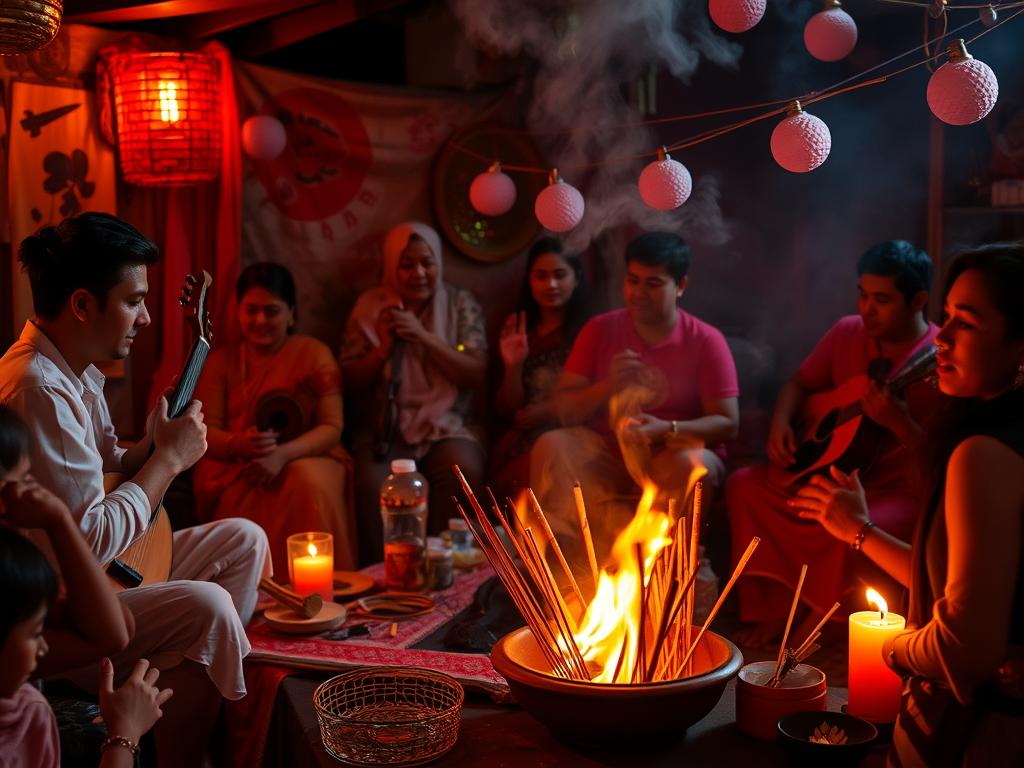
[768,597,841,688]
[452,465,760,684]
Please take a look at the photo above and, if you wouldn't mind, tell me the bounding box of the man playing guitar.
[727,240,939,648]
[0,213,271,766]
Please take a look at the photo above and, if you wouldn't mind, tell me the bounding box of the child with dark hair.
[0,407,170,767]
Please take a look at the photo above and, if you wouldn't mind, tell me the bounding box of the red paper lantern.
[110,52,222,186]
[709,0,766,34]
[804,2,858,62]
[638,147,692,211]
[927,40,999,127]
[535,169,584,232]
[771,101,831,173]
[469,162,517,216]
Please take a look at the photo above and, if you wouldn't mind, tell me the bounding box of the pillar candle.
[848,589,905,722]
[292,543,333,602]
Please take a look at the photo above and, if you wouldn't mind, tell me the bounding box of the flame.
[572,482,673,683]
[865,587,887,619]
[307,542,318,558]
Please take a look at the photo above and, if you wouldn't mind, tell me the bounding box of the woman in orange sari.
[194,262,356,578]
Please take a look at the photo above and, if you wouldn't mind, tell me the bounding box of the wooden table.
[261,676,881,766]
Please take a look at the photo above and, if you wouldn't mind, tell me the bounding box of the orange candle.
[848,588,905,722]
[292,542,333,601]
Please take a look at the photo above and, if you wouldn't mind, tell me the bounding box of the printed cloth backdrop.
[234,62,499,346]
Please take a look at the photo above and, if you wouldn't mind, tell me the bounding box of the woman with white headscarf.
[341,222,487,565]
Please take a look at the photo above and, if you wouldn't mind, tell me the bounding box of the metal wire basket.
[313,667,464,766]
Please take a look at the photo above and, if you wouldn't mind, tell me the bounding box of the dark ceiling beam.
[177,0,323,39]
[234,0,407,58]
[67,0,267,24]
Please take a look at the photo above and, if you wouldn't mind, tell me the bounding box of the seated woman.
[490,237,588,501]
[0,405,170,767]
[341,222,487,566]
[792,244,1024,765]
[194,262,356,577]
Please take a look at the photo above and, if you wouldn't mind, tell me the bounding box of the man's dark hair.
[18,212,160,320]
[856,240,932,303]
[624,232,691,283]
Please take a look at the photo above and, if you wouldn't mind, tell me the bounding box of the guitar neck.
[168,338,210,418]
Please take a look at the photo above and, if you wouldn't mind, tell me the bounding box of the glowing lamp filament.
[158,81,180,123]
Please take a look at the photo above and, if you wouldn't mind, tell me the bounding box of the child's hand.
[99,657,173,744]
[0,476,71,531]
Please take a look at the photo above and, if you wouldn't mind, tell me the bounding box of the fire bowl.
[491,627,742,745]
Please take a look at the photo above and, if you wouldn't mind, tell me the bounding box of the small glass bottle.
[380,459,429,591]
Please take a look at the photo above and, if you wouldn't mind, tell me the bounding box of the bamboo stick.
[774,564,808,679]
[573,482,601,596]
[684,481,703,675]
[794,602,841,657]
[677,536,760,675]
[526,489,587,611]
[632,543,647,683]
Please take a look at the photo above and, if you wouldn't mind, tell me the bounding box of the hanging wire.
[446,5,1024,175]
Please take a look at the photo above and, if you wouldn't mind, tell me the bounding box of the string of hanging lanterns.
[456,1,1021,232]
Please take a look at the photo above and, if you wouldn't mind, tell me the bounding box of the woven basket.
[313,667,464,766]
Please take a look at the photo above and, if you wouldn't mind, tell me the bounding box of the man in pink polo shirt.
[728,240,939,648]
[529,232,739,562]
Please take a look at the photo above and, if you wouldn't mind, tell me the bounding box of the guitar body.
[770,375,886,487]
[103,474,174,592]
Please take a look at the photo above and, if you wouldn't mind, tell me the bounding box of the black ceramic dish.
[777,710,879,766]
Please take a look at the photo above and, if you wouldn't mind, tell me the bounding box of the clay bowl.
[777,710,878,766]
[491,627,742,746]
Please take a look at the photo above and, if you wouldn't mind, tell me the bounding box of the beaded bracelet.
[101,735,140,757]
[851,520,877,552]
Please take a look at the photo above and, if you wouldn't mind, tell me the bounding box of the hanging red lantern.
[927,39,999,127]
[804,1,858,62]
[638,147,693,211]
[0,0,62,54]
[110,52,222,186]
[535,169,584,232]
[709,0,766,34]
[771,101,831,173]
[469,162,517,216]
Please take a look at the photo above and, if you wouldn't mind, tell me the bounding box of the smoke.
[449,0,744,248]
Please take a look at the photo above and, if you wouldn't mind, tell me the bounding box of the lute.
[105,271,213,590]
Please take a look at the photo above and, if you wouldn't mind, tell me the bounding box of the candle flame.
[865,587,887,620]
[307,542,318,557]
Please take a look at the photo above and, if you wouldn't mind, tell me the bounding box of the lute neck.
[168,338,210,418]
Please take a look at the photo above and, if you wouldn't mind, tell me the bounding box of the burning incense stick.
[774,564,809,677]
[677,536,761,674]
[527,489,587,611]
[573,482,600,595]
[684,481,703,675]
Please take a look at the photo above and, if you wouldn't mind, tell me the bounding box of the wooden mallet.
[259,577,323,618]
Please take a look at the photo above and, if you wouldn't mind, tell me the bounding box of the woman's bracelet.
[851,520,877,551]
[101,735,140,757]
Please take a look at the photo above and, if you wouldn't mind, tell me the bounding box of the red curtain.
[100,40,241,433]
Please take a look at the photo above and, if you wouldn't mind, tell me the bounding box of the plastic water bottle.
[380,459,429,591]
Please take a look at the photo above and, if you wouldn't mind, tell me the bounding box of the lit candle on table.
[848,587,905,722]
[291,542,333,602]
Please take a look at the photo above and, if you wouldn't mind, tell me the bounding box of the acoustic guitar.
[771,344,937,487]
[104,271,213,591]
